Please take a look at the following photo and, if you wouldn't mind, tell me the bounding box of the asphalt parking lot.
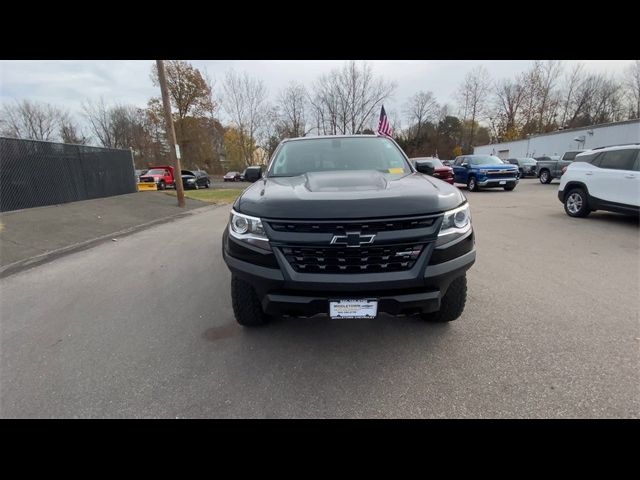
[1,179,638,418]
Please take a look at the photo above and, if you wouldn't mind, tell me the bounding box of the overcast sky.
[0,60,634,125]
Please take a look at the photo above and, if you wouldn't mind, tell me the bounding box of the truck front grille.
[282,244,424,274]
[486,171,517,179]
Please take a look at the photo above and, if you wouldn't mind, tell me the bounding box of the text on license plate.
[499,180,506,185]
[330,299,378,319]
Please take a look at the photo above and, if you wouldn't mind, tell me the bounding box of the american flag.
[377,105,393,137]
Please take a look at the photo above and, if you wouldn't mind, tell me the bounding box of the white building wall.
[474,120,640,158]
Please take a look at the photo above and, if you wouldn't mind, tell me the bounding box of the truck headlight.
[229,209,270,250]
[187,178,195,183]
[436,203,472,248]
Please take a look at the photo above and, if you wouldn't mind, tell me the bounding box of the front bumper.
[222,229,476,317]
[477,177,518,187]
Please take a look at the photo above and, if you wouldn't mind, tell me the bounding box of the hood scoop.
[304,170,388,192]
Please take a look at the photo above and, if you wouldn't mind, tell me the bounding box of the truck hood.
[235,170,466,219]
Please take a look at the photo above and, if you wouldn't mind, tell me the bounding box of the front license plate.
[499,180,506,185]
[329,299,378,319]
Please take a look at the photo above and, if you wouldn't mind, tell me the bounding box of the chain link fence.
[0,137,137,212]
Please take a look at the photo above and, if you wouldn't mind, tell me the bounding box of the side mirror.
[415,161,435,176]
[461,162,469,168]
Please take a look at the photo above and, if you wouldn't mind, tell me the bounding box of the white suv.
[558,144,639,218]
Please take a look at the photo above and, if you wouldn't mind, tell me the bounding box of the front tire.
[205,180,211,188]
[158,181,166,190]
[564,188,590,217]
[231,275,271,327]
[422,275,467,323]
[539,170,552,184]
[467,176,479,192]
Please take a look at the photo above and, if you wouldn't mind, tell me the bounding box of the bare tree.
[535,60,563,132]
[560,73,623,127]
[403,91,439,143]
[277,82,309,138]
[456,66,491,147]
[590,75,623,124]
[0,99,66,141]
[82,98,115,147]
[558,63,585,128]
[309,71,340,135]
[309,61,396,135]
[492,76,526,140]
[82,99,146,149]
[59,112,88,144]
[622,60,640,119]
[222,70,268,167]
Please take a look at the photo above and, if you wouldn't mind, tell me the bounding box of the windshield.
[146,169,167,175]
[268,137,411,177]
[226,172,238,175]
[181,170,195,176]
[518,158,537,165]
[412,158,443,168]
[470,156,504,165]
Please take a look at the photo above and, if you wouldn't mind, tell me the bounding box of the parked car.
[139,166,176,190]
[222,135,475,327]
[558,144,639,218]
[536,150,585,184]
[242,165,263,183]
[452,155,519,191]
[224,171,242,182]
[134,169,148,182]
[410,157,454,184]
[181,169,211,189]
[506,158,538,178]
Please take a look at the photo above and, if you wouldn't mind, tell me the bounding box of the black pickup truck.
[222,135,476,327]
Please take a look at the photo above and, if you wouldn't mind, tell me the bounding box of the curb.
[0,204,222,279]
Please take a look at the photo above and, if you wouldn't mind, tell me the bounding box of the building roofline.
[474,118,640,148]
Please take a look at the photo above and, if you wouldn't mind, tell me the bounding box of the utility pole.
[156,59,185,208]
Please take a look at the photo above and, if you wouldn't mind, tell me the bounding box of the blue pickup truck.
[452,155,520,191]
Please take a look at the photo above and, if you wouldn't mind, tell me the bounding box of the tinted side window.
[633,151,640,172]
[576,152,602,166]
[599,149,637,171]
[563,151,581,161]
[454,157,463,166]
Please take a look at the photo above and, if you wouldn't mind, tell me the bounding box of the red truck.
[138,166,176,190]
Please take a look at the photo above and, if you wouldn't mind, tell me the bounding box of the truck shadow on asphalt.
[584,212,640,226]
[202,314,452,344]
[545,210,640,227]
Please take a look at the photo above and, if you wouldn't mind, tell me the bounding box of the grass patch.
[165,189,243,204]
